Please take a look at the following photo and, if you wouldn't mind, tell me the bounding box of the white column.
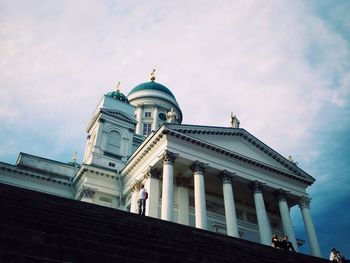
[252,181,272,245]
[130,184,139,213]
[177,178,190,225]
[299,196,322,257]
[190,161,208,230]
[221,170,239,237]
[145,168,161,218]
[277,190,298,252]
[152,105,159,131]
[161,150,177,221]
[136,106,143,135]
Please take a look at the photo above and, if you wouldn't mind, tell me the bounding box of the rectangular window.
[143,123,152,135]
[145,112,152,118]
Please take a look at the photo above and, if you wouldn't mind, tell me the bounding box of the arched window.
[107,131,121,154]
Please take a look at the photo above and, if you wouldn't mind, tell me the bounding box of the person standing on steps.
[138,184,148,216]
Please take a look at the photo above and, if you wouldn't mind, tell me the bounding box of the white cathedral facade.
[0,73,322,257]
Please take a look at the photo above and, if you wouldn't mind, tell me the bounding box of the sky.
[0,0,349,259]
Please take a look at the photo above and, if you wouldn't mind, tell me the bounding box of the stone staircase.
[0,183,328,263]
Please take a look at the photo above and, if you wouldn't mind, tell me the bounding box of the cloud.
[0,0,348,167]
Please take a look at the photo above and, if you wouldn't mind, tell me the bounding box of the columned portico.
[161,150,178,221]
[190,161,208,230]
[144,168,161,218]
[220,170,239,237]
[177,177,190,225]
[276,190,298,252]
[299,196,322,257]
[252,181,272,245]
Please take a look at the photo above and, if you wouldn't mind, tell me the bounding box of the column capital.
[299,196,311,209]
[137,103,145,109]
[251,180,264,193]
[190,160,208,174]
[275,189,288,202]
[78,187,96,200]
[132,182,140,191]
[162,150,178,164]
[219,170,235,184]
[144,166,162,180]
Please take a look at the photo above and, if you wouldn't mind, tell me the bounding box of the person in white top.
[138,184,148,216]
[330,248,337,262]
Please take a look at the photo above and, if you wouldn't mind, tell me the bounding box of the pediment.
[188,133,290,171]
[101,109,137,125]
[166,124,312,180]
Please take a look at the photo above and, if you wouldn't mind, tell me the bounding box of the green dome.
[106,90,130,104]
[128,81,176,100]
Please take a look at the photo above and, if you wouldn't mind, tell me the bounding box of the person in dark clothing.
[281,235,295,252]
[272,234,281,249]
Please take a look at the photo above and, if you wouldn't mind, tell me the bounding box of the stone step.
[0,223,197,263]
[0,183,328,263]
[0,251,62,263]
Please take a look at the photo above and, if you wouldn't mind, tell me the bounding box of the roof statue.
[166,108,177,123]
[72,151,77,164]
[230,113,240,128]
[150,68,156,82]
[288,155,298,166]
[116,81,121,92]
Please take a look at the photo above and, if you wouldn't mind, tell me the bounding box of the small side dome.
[128,81,176,101]
[106,90,130,104]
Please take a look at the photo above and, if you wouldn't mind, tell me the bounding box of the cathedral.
[0,71,322,257]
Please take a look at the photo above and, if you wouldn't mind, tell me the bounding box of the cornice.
[129,95,183,121]
[122,125,314,185]
[72,164,119,186]
[101,109,137,125]
[86,109,137,133]
[0,163,72,186]
[122,132,165,176]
